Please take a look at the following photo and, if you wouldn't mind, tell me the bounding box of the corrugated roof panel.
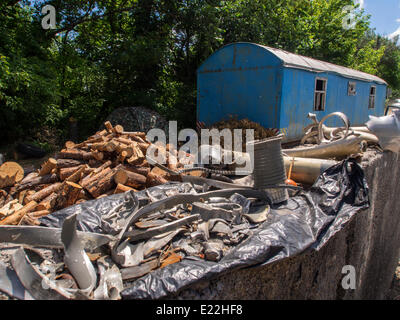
[258,44,387,85]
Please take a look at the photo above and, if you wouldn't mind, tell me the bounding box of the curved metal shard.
[61,214,97,294]
[125,214,200,241]
[113,188,270,250]
[93,257,123,300]
[10,248,75,300]
[0,261,34,300]
[0,226,114,252]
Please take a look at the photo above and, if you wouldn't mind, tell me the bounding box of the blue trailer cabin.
[197,42,388,142]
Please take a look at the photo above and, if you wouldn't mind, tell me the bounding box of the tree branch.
[47,4,137,38]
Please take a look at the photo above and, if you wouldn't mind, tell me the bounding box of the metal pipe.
[283,136,366,159]
[283,157,338,185]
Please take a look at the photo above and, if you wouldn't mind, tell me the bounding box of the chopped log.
[65,165,86,183]
[16,173,58,192]
[0,199,23,219]
[29,210,50,218]
[59,166,82,181]
[18,190,28,205]
[138,159,150,168]
[123,165,150,177]
[36,193,59,211]
[57,159,85,169]
[146,171,168,188]
[114,169,146,189]
[0,201,37,225]
[137,143,149,154]
[56,149,92,161]
[88,159,103,168]
[23,190,36,205]
[114,183,136,194]
[81,166,112,189]
[38,158,58,176]
[0,172,17,189]
[80,161,112,186]
[104,121,114,133]
[115,137,133,146]
[59,181,83,208]
[86,168,117,198]
[114,125,124,134]
[4,194,14,206]
[75,199,86,205]
[25,182,63,203]
[20,172,39,185]
[65,141,76,149]
[0,162,24,183]
[122,132,147,139]
[20,214,40,226]
[118,151,128,163]
[89,142,108,152]
[92,150,104,161]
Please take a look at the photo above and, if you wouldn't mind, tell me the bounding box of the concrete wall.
[175,150,400,300]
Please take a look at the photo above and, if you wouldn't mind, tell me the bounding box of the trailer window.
[369,86,376,109]
[314,78,327,111]
[348,82,356,96]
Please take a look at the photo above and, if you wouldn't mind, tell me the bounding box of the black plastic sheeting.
[39,159,369,300]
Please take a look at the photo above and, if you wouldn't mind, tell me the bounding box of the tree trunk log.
[16,174,58,192]
[56,159,85,169]
[0,201,37,225]
[56,149,92,161]
[86,168,117,198]
[25,182,63,203]
[114,169,146,189]
[114,183,136,194]
[36,193,59,211]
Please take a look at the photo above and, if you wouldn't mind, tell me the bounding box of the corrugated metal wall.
[197,43,283,129]
[280,68,387,141]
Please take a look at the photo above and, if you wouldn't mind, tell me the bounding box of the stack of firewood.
[0,121,195,226]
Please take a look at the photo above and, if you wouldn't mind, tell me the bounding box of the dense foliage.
[0,0,399,143]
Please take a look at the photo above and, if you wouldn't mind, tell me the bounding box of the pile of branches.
[0,121,194,226]
[211,117,279,140]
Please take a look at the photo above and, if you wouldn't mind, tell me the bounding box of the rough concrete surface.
[174,150,400,300]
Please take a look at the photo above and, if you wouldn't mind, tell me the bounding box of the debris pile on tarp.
[0,158,369,300]
[0,121,197,227]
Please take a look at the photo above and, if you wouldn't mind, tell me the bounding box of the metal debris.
[61,214,97,295]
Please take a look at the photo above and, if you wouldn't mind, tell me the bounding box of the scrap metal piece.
[366,110,400,153]
[181,175,253,190]
[208,219,233,237]
[113,188,270,250]
[192,202,242,222]
[113,240,145,268]
[283,136,366,159]
[142,228,185,258]
[0,226,114,252]
[125,214,200,242]
[93,256,124,300]
[244,205,270,224]
[135,220,168,229]
[203,241,224,262]
[120,259,159,281]
[0,261,34,300]
[61,214,97,294]
[10,248,82,300]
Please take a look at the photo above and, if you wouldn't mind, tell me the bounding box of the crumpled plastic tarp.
[39,159,369,300]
